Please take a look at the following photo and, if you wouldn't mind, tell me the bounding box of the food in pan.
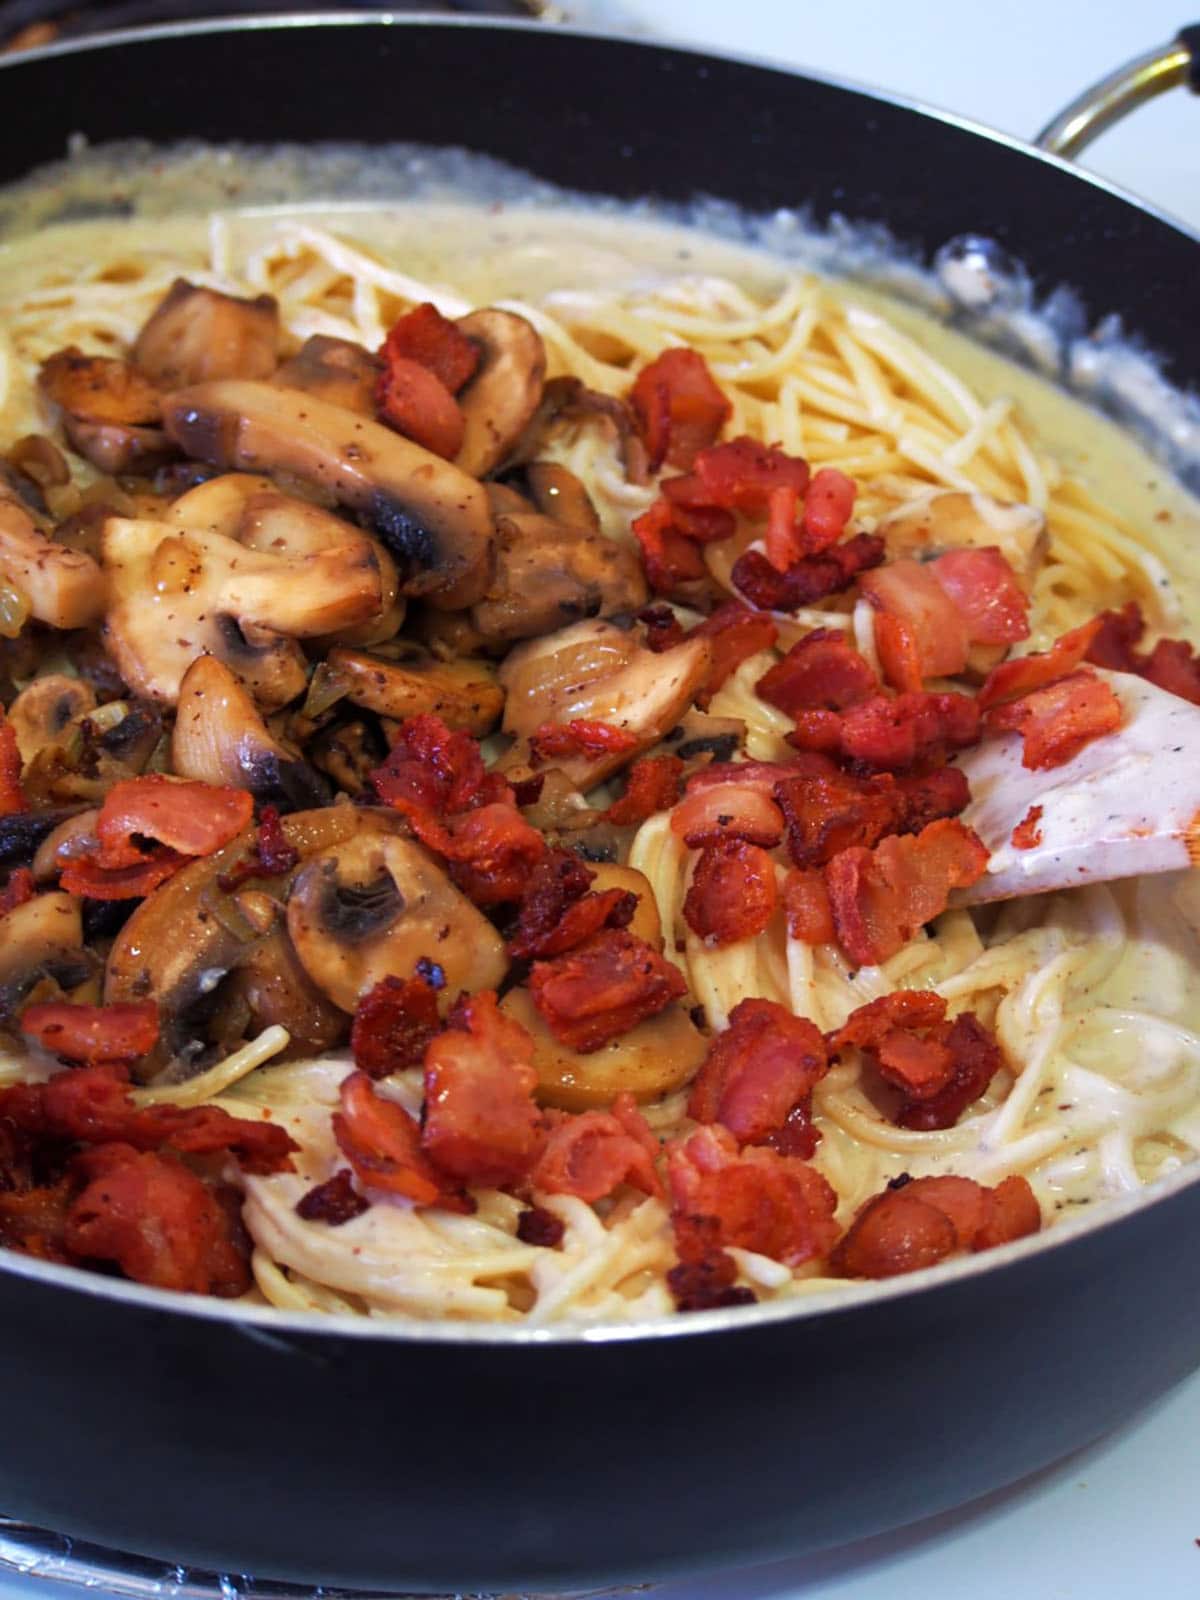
[0,194,1196,1323]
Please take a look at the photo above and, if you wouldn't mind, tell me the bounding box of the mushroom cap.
[0,489,104,630]
[133,279,281,389]
[327,646,504,737]
[161,380,494,607]
[7,673,97,763]
[453,309,547,480]
[0,890,91,1021]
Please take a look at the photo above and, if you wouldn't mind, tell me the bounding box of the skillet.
[0,13,1198,1592]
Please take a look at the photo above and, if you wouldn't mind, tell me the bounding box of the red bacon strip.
[1086,600,1200,707]
[669,436,811,513]
[688,998,828,1149]
[683,840,778,946]
[376,356,464,459]
[0,712,26,816]
[59,852,185,901]
[756,628,879,717]
[529,927,687,1053]
[790,690,981,771]
[350,974,442,1080]
[408,800,547,907]
[603,755,684,826]
[368,712,490,818]
[508,849,636,961]
[782,868,835,946]
[671,781,785,849]
[631,498,711,595]
[378,302,480,395]
[984,669,1123,770]
[422,992,543,1188]
[830,1172,1040,1279]
[732,534,885,613]
[93,775,253,869]
[861,559,970,682]
[630,348,732,472]
[691,601,778,703]
[295,1168,370,1226]
[929,547,1031,645]
[774,761,970,871]
[533,1092,662,1203]
[977,617,1102,709]
[529,720,640,763]
[21,1001,159,1067]
[334,1070,465,1210]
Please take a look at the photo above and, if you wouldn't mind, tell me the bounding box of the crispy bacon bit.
[409,800,547,906]
[509,772,546,809]
[218,804,300,891]
[295,1168,370,1225]
[604,755,684,827]
[688,998,828,1148]
[367,712,488,818]
[350,974,442,1080]
[672,436,811,513]
[691,601,778,703]
[59,852,186,901]
[378,302,480,395]
[985,669,1123,770]
[333,1069,463,1209]
[897,1014,1003,1130]
[977,618,1102,709]
[732,534,885,612]
[376,355,464,459]
[638,604,686,653]
[93,775,253,868]
[756,629,879,716]
[1139,638,1200,705]
[631,498,710,595]
[1012,804,1044,850]
[0,867,35,918]
[671,782,784,849]
[529,719,640,763]
[861,559,970,682]
[0,1179,74,1263]
[683,840,778,946]
[20,1001,159,1066]
[831,1172,1040,1279]
[66,1145,252,1296]
[422,991,543,1188]
[764,483,802,572]
[1086,601,1200,706]
[667,1123,839,1267]
[802,466,857,549]
[791,690,981,771]
[668,1212,758,1312]
[630,348,732,472]
[929,547,1031,645]
[774,759,969,871]
[516,1203,565,1248]
[825,817,989,967]
[508,853,636,962]
[529,927,687,1053]
[533,1091,662,1203]
[0,712,25,816]
[782,868,835,945]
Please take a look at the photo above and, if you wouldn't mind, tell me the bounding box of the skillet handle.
[1036,24,1200,158]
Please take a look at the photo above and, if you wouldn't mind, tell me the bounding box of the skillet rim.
[0,7,1196,1347]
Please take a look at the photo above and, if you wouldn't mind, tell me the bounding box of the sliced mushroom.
[500,618,712,786]
[161,381,493,607]
[471,511,648,646]
[21,698,163,808]
[286,831,506,1013]
[501,988,705,1112]
[523,461,601,534]
[327,646,504,736]
[0,890,93,1021]
[485,481,535,518]
[453,309,546,479]
[133,279,281,389]
[878,489,1048,580]
[308,719,385,798]
[61,417,176,476]
[0,805,89,870]
[222,924,348,1059]
[172,655,329,809]
[39,347,162,428]
[0,489,104,630]
[6,673,96,762]
[32,808,99,885]
[271,335,380,416]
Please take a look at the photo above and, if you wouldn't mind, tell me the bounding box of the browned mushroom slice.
[32,808,99,885]
[308,719,385,798]
[453,309,546,479]
[172,655,329,809]
[222,923,348,1059]
[500,988,705,1112]
[0,890,94,1021]
[39,347,162,427]
[286,832,506,1013]
[471,512,648,646]
[61,417,175,477]
[272,334,380,415]
[133,279,281,388]
[327,646,504,736]
[21,698,163,808]
[6,674,97,763]
[523,461,601,533]
[0,490,103,630]
[161,381,493,607]
[500,618,712,786]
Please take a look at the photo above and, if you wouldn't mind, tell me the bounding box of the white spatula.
[953,667,1200,905]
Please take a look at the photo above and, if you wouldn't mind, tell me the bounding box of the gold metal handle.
[1036,26,1199,158]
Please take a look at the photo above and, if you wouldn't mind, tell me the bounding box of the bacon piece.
[1141,639,1200,705]
[830,1171,1040,1279]
[683,840,778,946]
[774,763,969,870]
[350,974,441,1080]
[667,1123,839,1267]
[688,998,827,1147]
[830,988,948,1052]
[0,712,25,816]
[1085,601,1144,671]
[764,484,803,572]
[533,1092,662,1203]
[59,851,185,900]
[929,547,1030,645]
[691,601,778,703]
[671,782,784,849]
[631,498,710,595]
[378,302,480,395]
[791,690,981,771]
[825,817,989,967]
[333,1070,463,1209]
[530,719,640,763]
[630,349,732,472]
[831,991,1002,1125]
[509,857,635,961]
[21,1001,159,1067]
[668,1212,758,1312]
[516,1203,565,1247]
[871,613,924,695]
[638,604,686,654]
[0,1178,74,1263]
[93,775,253,869]
[422,991,543,1187]
[671,436,811,514]
[218,804,301,891]
[782,868,835,945]
[295,1168,370,1225]
[0,867,35,919]
[756,628,879,716]
[1011,804,1043,851]
[65,1144,252,1295]
[977,617,1102,709]
[603,754,684,826]
[409,799,546,906]
[802,467,857,550]
[684,757,810,796]
[141,1104,297,1175]
[896,1014,1003,1130]
[529,927,687,1053]
[861,558,969,681]
[985,669,1122,770]
[375,354,464,459]
[732,534,885,612]
[367,712,488,818]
